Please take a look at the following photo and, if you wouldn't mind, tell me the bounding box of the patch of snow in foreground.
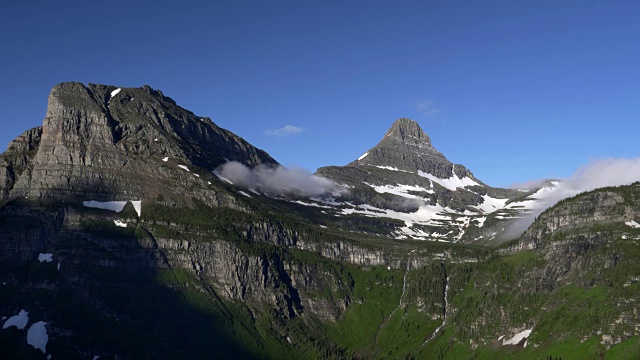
[178,165,190,172]
[626,220,640,229]
[110,88,122,98]
[130,201,142,217]
[358,152,369,161]
[27,321,48,354]
[2,310,29,330]
[38,253,53,263]
[162,157,169,162]
[502,329,532,346]
[83,200,128,212]
[417,166,480,191]
[238,191,252,198]
[194,174,200,177]
[319,225,327,228]
[114,220,127,228]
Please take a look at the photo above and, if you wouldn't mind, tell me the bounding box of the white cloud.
[215,161,340,197]
[265,125,304,136]
[505,158,640,239]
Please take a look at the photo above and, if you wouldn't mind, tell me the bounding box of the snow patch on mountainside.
[372,165,415,174]
[214,173,234,184]
[27,321,48,354]
[3,310,28,330]
[626,220,640,229]
[358,152,369,161]
[475,195,509,214]
[417,167,480,191]
[502,329,532,346]
[366,183,434,199]
[114,220,127,227]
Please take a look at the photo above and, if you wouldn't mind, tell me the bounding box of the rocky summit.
[350,117,471,180]
[316,118,538,243]
[1,83,639,359]
[0,82,276,205]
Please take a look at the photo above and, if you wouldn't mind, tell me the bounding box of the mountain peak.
[381,117,436,152]
[0,82,278,203]
[349,118,454,174]
[384,118,432,146]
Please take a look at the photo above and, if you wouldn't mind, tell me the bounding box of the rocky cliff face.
[1,82,277,204]
[510,186,639,252]
[315,118,534,242]
[2,83,639,359]
[349,117,473,180]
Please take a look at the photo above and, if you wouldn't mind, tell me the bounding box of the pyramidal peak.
[383,118,433,147]
[349,118,471,179]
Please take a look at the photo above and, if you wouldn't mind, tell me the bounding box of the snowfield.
[27,321,48,354]
[626,220,640,229]
[417,165,480,191]
[475,195,509,214]
[3,310,29,330]
[366,183,435,199]
[502,329,532,346]
[114,220,127,228]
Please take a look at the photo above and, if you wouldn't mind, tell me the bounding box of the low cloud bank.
[505,158,640,239]
[216,161,339,197]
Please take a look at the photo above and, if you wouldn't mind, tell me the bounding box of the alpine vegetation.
[2,82,640,359]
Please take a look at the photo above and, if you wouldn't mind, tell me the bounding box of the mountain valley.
[1,83,639,359]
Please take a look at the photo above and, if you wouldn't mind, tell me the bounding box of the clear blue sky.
[1,1,638,187]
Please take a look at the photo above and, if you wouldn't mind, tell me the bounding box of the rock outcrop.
[1,82,277,204]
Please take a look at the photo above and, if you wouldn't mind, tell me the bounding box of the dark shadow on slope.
[0,201,261,360]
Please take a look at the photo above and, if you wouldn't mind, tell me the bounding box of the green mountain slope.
[1,83,639,359]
